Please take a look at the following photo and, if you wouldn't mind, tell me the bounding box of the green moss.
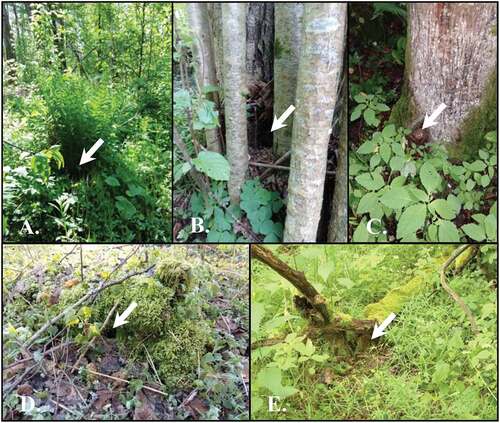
[451,71,497,159]
[96,276,175,336]
[364,255,448,322]
[155,256,193,301]
[147,319,211,390]
[55,255,213,391]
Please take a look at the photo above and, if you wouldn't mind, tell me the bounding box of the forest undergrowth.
[348,4,497,242]
[251,244,497,420]
[2,3,172,242]
[2,245,249,420]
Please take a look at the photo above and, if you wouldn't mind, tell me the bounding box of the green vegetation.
[2,3,171,242]
[348,4,497,242]
[3,245,248,420]
[251,244,497,420]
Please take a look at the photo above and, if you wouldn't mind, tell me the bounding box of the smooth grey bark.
[328,84,348,242]
[283,4,347,242]
[273,3,304,156]
[221,3,248,205]
[405,4,496,146]
[188,3,221,153]
[246,3,274,83]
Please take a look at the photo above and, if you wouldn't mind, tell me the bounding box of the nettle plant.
[350,126,497,242]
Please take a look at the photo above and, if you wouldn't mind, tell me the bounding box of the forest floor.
[2,245,248,420]
[251,244,497,420]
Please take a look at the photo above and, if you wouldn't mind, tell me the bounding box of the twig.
[23,264,155,349]
[440,245,480,335]
[80,245,84,285]
[3,342,74,370]
[57,244,79,265]
[69,366,169,397]
[49,399,81,417]
[251,245,331,324]
[143,344,163,387]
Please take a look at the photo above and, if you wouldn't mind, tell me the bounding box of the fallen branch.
[68,365,169,397]
[251,245,330,324]
[250,161,335,175]
[440,245,480,335]
[23,264,155,349]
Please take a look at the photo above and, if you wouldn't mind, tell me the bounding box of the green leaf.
[115,196,137,219]
[438,220,460,242]
[192,151,230,181]
[396,203,427,239]
[382,124,396,138]
[480,174,491,187]
[430,199,458,220]
[432,361,450,385]
[318,262,335,282]
[465,160,487,172]
[379,187,412,210]
[126,184,146,197]
[357,140,376,154]
[350,103,366,121]
[379,143,392,163]
[357,192,379,215]
[461,223,486,241]
[370,154,381,169]
[338,277,354,289]
[259,220,275,235]
[389,156,405,172]
[484,214,497,241]
[105,175,120,187]
[256,367,298,398]
[363,108,379,127]
[352,220,370,242]
[355,172,385,191]
[420,161,442,194]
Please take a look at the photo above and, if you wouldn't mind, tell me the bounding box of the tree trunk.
[188,3,222,153]
[393,3,497,157]
[328,79,348,242]
[138,3,146,78]
[2,3,15,61]
[284,4,347,242]
[246,3,274,83]
[221,3,248,205]
[273,3,304,156]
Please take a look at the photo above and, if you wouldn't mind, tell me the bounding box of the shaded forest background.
[3,2,172,242]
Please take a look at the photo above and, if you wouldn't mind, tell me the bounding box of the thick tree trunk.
[284,4,347,242]
[246,3,274,83]
[273,3,304,157]
[188,3,221,153]
[328,84,348,242]
[2,4,15,61]
[221,4,248,205]
[394,4,497,156]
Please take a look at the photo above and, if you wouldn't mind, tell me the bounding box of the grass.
[251,245,497,420]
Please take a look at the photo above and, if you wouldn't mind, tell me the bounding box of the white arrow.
[422,103,447,129]
[79,138,104,165]
[113,301,138,328]
[271,105,296,132]
[371,312,397,339]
